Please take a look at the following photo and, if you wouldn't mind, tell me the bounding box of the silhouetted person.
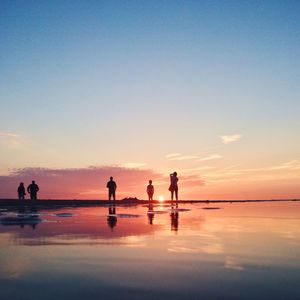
[169,172,179,201]
[107,205,117,230]
[147,180,154,201]
[147,202,155,225]
[27,180,39,200]
[170,202,179,232]
[17,182,26,200]
[106,176,117,201]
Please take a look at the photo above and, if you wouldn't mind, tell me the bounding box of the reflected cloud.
[224,256,244,271]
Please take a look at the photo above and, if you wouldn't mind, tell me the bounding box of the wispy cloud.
[165,153,181,159]
[120,162,147,168]
[268,160,300,171]
[221,134,242,144]
[198,154,223,161]
[168,155,198,161]
[0,131,23,148]
[166,153,198,161]
[0,131,21,137]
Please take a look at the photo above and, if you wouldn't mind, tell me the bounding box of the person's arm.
[114,182,117,190]
[106,182,109,188]
[27,186,30,193]
[36,185,39,192]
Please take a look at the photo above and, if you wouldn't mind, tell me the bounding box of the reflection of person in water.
[147,202,155,225]
[17,182,26,200]
[1,206,41,230]
[147,180,154,201]
[170,202,179,232]
[106,177,117,201]
[107,205,117,230]
[27,180,39,200]
[169,172,179,201]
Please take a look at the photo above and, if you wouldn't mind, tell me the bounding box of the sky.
[0,0,300,200]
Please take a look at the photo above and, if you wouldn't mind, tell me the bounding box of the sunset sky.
[1,1,299,200]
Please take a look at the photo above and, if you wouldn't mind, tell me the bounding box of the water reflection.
[0,206,41,230]
[170,201,179,231]
[147,202,155,225]
[107,204,117,230]
[0,202,299,299]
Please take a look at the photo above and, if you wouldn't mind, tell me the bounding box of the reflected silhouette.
[17,182,26,201]
[170,201,179,232]
[27,180,39,200]
[147,202,155,225]
[107,205,117,230]
[0,206,41,230]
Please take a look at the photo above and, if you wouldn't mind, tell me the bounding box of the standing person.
[106,176,117,201]
[147,180,154,201]
[27,180,39,200]
[17,182,26,201]
[169,172,179,201]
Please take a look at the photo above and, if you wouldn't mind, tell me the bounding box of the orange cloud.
[0,166,164,200]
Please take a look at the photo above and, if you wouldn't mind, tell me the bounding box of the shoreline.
[0,198,299,208]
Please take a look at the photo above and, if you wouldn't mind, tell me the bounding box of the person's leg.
[171,190,174,201]
[109,191,111,201]
[113,191,116,201]
[148,194,150,201]
[175,189,178,201]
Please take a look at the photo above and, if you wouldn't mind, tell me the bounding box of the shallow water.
[0,202,299,299]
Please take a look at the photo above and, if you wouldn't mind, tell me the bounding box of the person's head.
[20,182,24,186]
[32,180,35,184]
[173,172,177,177]
[149,180,152,184]
[110,176,113,181]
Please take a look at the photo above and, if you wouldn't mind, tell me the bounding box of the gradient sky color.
[1,1,300,199]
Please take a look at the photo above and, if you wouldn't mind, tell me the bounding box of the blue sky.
[1,1,300,199]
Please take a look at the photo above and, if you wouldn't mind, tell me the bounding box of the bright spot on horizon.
[158,196,164,202]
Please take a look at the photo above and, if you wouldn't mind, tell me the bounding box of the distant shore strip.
[0,198,299,208]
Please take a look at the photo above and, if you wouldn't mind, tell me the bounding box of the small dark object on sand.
[202,207,222,210]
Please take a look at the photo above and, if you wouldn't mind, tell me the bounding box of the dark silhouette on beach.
[17,182,26,200]
[147,202,155,225]
[27,180,39,200]
[106,177,117,201]
[169,172,179,201]
[107,204,117,230]
[147,180,154,201]
[170,202,179,231]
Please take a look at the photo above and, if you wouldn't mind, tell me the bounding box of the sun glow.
[158,196,165,202]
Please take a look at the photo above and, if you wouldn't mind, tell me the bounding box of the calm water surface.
[0,202,299,299]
